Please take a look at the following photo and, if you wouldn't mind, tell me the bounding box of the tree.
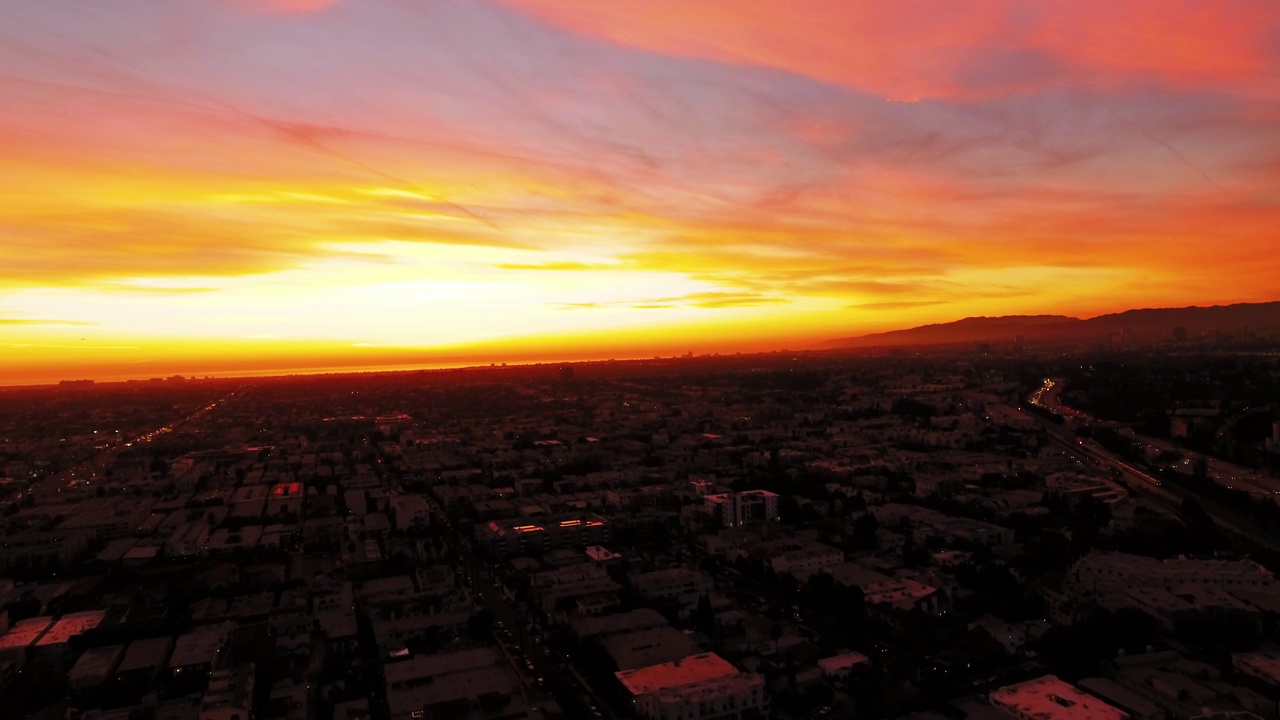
[692,594,715,630]
[1192,455,1210,479]
[468,609,495,641]
[1070,494,1112,540]
[1181,496,1213,528]
[778,494,803,524]
[804,571,835,612]
[853,512,879,547]
[891,397,936,420]
[901,542,932,568]
[848,491,868,512]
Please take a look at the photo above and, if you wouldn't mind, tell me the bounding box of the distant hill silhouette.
[820,301,1280,349]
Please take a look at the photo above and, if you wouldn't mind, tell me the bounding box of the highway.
[1032,378,1280,500]
[17,390,238,504]
[1028,378,1280,554]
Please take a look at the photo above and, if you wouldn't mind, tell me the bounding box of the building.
[68,644,124,692]
[1076,677,1166,720]
[754,538,844,580]
[170,624,230,675]
[603,627,701,670]
[1068,552,1276,596]
[166,522,211,558]
[345,537,385,580]
[475,513,609,557]
[1111,650,1270,719]
[317,610,359,658]
[703,491,780,528]
[201,663,255,720]
[59,497,153,541]
[1233,651,1280,687]
[817,651,871,681]
[617,653,769,720]
[872,503,1014,548]
[1098,586,1260,633]
[586,545,622,564]
[389,494,432,530]
[572,609,671,640]
[533,562,621,615]
[828,563,940,614]
[0,617,53,670]
[266,482,304,517]
[630,568,713,607]
[0,530,90,571]
[968,615,1050,655]
[230,485,270,519]
[115,636,171,685]
[383,647,523,720]
[989,675,1128,720]
[34,610,106,659]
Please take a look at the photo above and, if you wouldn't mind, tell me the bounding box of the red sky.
[2,0,1278,384]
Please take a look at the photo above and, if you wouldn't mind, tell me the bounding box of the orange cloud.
[500,0,1280,98]
[2,1,1278,385]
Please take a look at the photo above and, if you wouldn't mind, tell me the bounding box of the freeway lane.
[1033,378,1280,499]
[1028,379,1280,554]
[19,389,238,503]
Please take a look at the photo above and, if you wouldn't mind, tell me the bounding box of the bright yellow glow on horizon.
[2,1,1279,385]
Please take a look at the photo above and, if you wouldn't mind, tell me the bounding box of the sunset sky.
[3,1,1279,384]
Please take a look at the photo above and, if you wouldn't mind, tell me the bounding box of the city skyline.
[3,1,1280,384]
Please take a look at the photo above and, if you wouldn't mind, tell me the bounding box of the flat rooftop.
[36,611,105,647]
[989,675,1128,720]
[1234,651,1280,685]
[616,652,740,696]
[169,625,228,669]
[69,644,125,685]
[603,627,700,671]
[0,617,54,651]
[384,647,500,687]
[818,651,871,674]
[387,665,515,717]
[117,636,171,674]
[572,608,668,639]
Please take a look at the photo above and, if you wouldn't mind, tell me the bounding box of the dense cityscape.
[2,337,1280,720]
[6,0,1280,718]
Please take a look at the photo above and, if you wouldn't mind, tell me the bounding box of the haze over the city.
[3,0,1279,384]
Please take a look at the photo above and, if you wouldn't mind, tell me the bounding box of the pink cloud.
[498,0,1280,99]
[233,0,342,14]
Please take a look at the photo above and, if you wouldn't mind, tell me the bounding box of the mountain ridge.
[820,301,1280,349]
